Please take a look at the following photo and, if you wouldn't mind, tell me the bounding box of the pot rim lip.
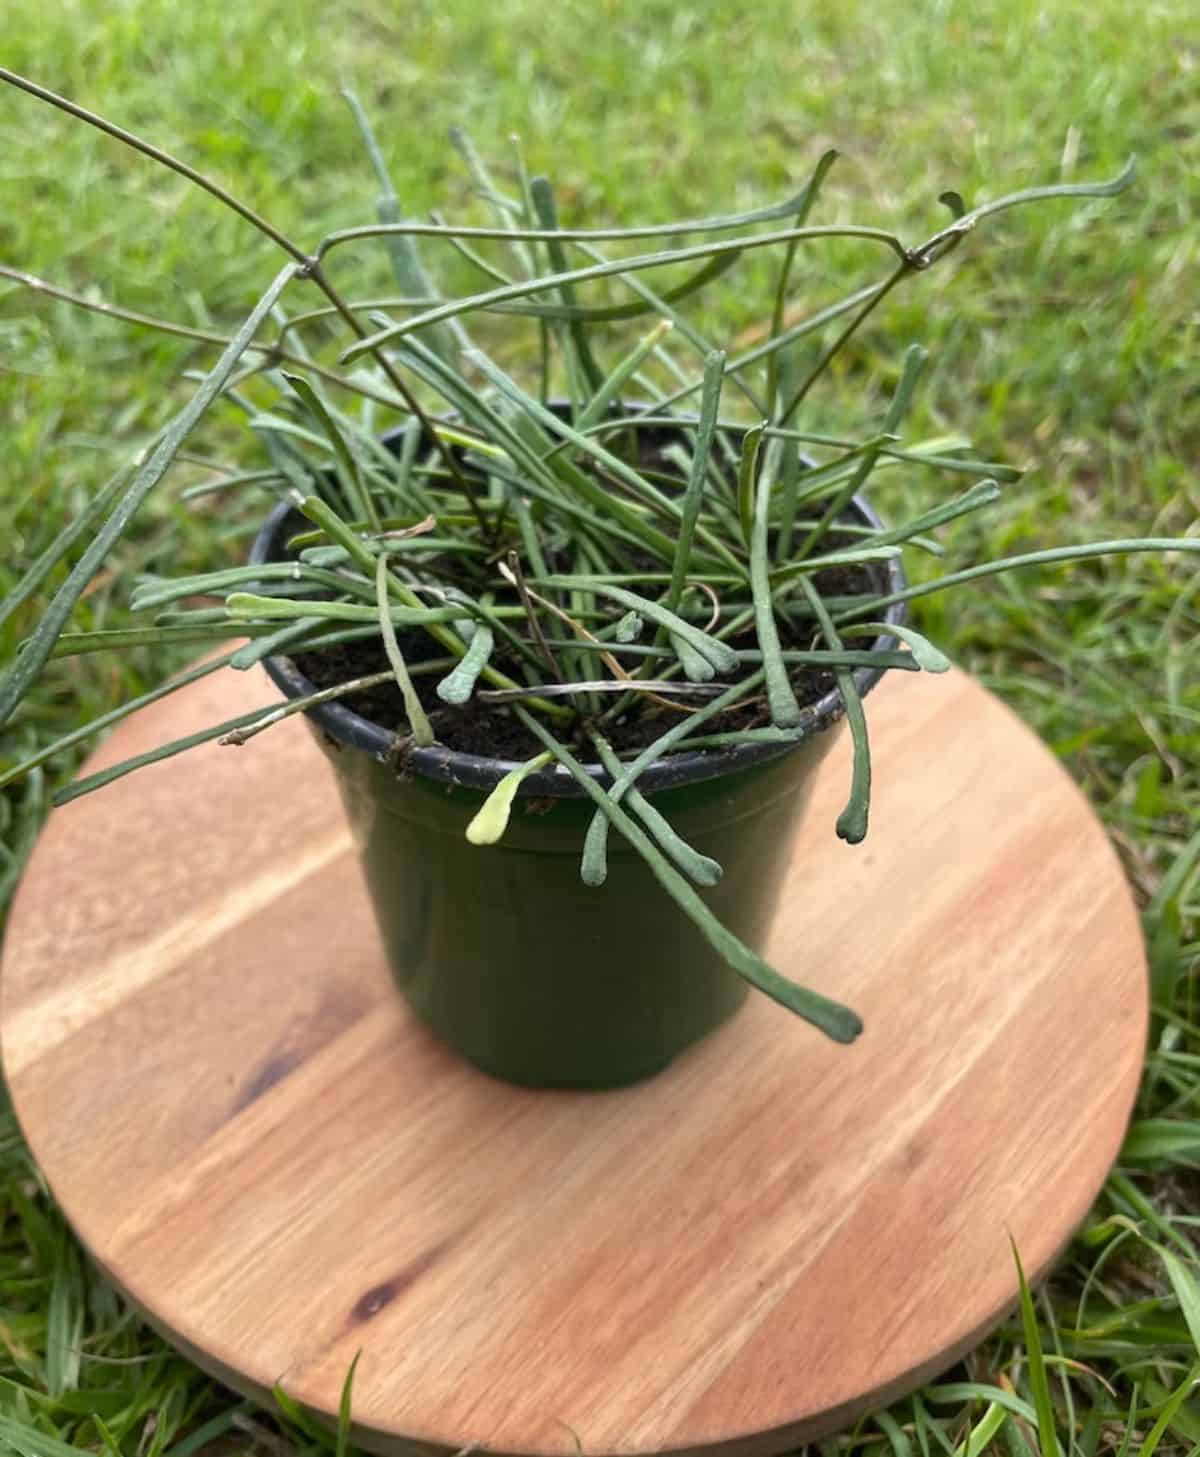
[249,490,908,799]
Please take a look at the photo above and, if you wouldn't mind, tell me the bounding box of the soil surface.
[292,552,883,761]
[285,417,892,759]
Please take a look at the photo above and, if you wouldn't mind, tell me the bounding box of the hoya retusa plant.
[2,68,1193,1058]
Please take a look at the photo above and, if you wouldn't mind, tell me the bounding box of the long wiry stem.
[0,68,307,261]
[0,264,412,412]
[0,67,489,535]
[775,261,911,427]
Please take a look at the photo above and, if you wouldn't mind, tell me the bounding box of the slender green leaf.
[956,1403,1007,1457]
[539,580,738,680]
[589,731,722,887]
[375,556,434,746]
[515,705,861,1042]
[282,372,380,530]
[766,147,838,412]
[343,85,459,363]
[799,577,872,843]
[751,431,802,728]
[437,623,495,704]
[664,349,725,618]
[0,261,299,729]
[840,623,951,672]
[1122,1120,1200,1166]
[839,539,1200,623]
[736,419,766,549]
[578,319,674,431]
[500,250,741,322]
[529,173,604,393]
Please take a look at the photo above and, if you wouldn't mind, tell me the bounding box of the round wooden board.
[2,665,1146,1457]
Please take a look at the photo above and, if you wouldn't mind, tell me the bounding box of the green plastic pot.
[250,481,905,1090]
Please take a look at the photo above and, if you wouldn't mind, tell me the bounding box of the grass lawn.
[1,0,1198,1452]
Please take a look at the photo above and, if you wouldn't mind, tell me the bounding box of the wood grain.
[0,665,1147,1457]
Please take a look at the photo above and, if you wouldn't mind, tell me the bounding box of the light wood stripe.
[3,827,350,1075]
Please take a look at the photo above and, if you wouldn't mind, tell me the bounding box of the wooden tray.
[1,664,1147,1457]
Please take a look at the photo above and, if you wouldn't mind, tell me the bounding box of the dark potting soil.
[291,552,881,763]
[285,414,888,761]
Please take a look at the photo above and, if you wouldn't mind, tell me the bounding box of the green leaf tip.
[1010,1235,1061,1457]
[466,752,554,845]
[836,803,869,845]
[614,611,644,644]
[436,622,495,704]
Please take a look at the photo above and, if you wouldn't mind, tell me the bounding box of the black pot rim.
[250,477,908,799]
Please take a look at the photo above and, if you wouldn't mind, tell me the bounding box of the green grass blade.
[45,1233,83,1399]
[1138,1360,1200,1457]
[955,1403,1007,1457]
[163,1408,249,1457]
[1147,825,1200,925]
[874,1411,914,1457]
[1011,1238,1060,1457]
[335,1351,361,1457]
[272,1381,337,1451]
[1150,1242,1200,1355]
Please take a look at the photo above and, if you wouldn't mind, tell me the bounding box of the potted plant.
[2,68,1194,1087]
